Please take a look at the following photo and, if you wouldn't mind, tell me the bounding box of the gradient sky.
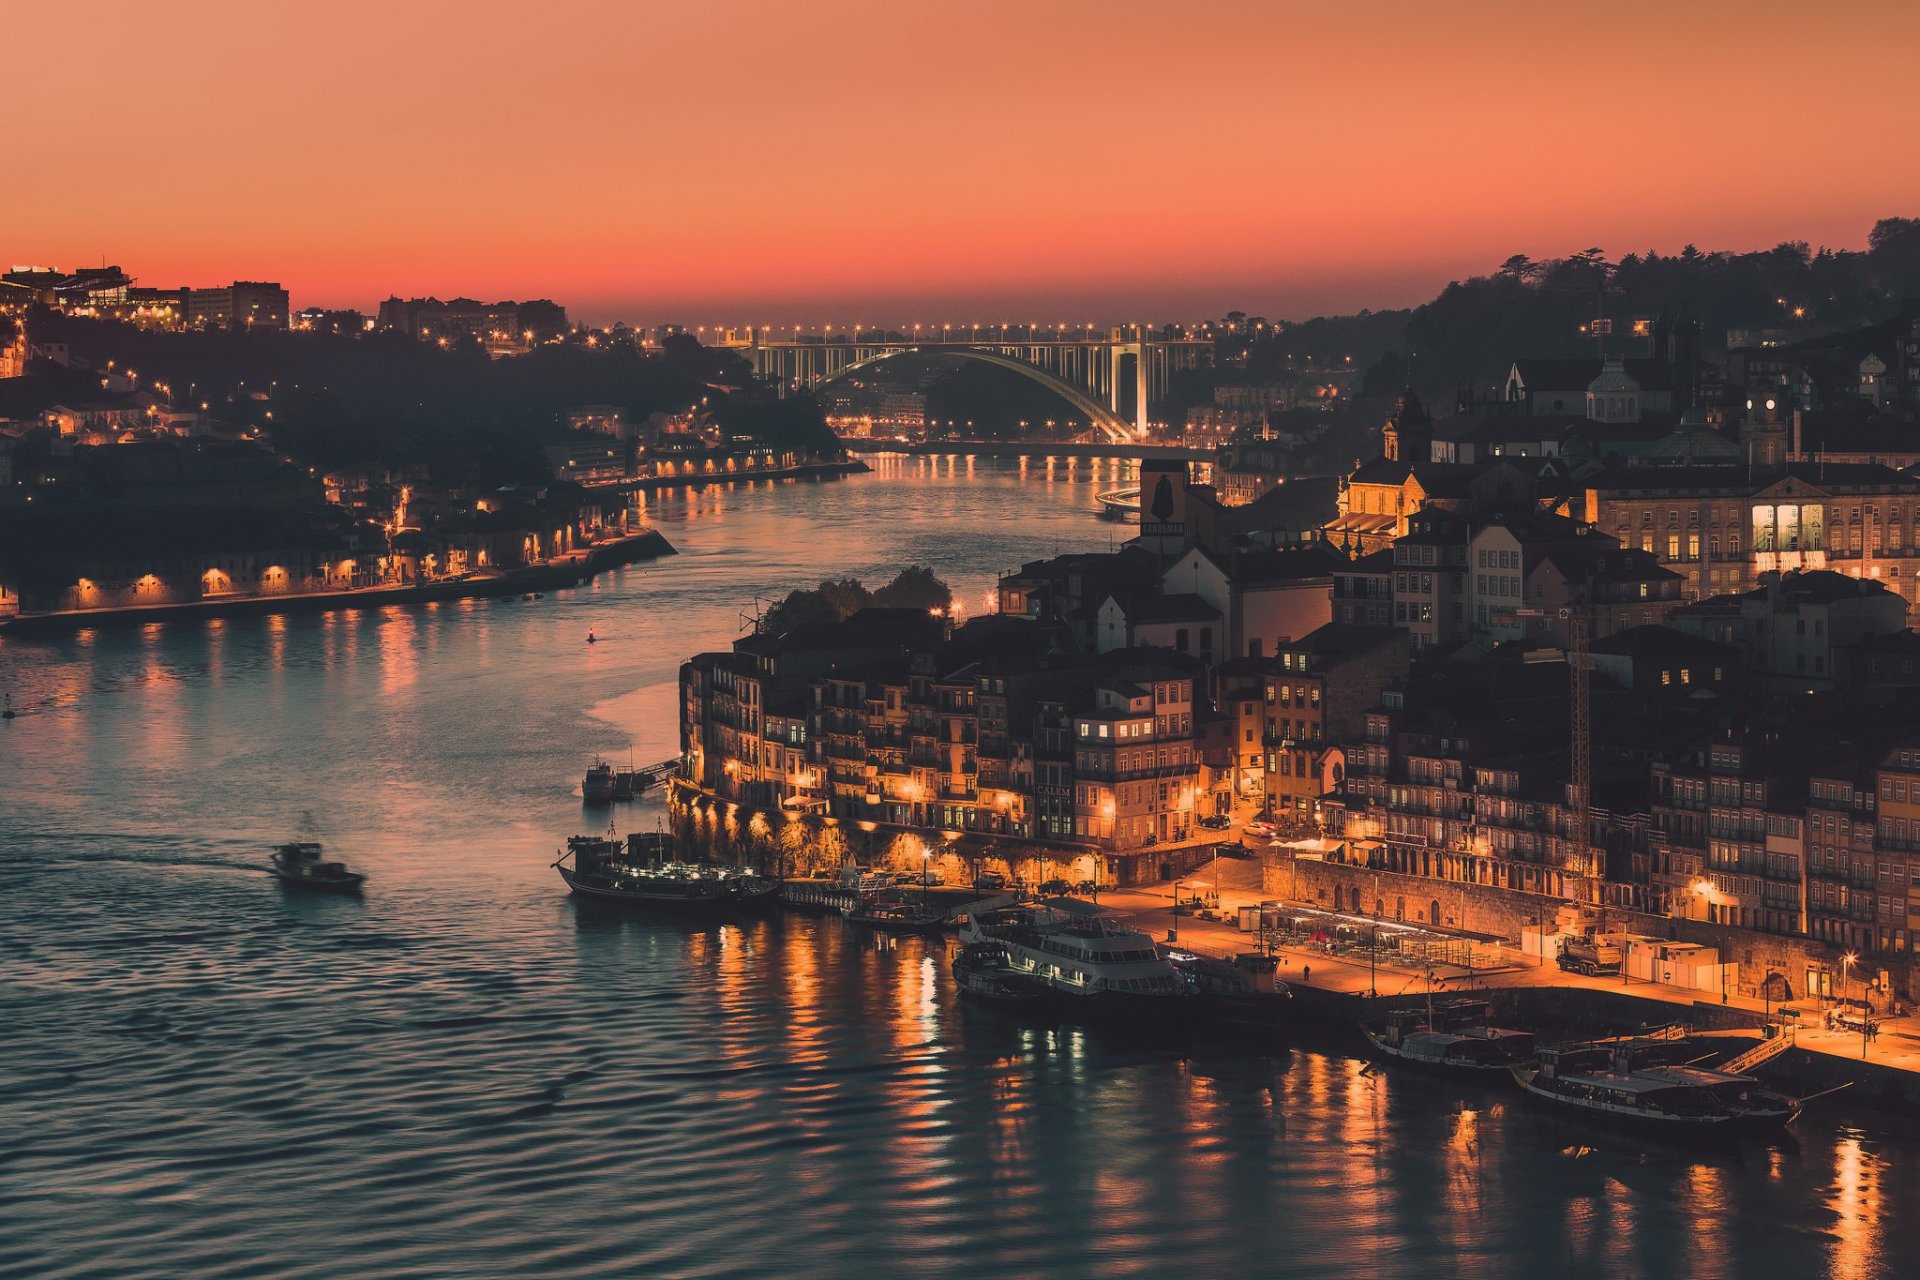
[14,0,1918,325]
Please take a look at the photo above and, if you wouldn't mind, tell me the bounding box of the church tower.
[1381,388,1431,463]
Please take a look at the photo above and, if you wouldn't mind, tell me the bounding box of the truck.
[1557,932,1625,977]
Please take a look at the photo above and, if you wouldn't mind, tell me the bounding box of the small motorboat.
[845,892,947,934]
[269,842,365,894]
[583,760,615,804]
[952,942,1044,1005]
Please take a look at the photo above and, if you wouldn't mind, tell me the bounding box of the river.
[1,455,1915,1279]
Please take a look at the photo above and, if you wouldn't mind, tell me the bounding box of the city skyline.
[17,0,1919,325]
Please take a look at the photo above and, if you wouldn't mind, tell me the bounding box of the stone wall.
[1267,850,1904,1004]
[1271,853,1568,940]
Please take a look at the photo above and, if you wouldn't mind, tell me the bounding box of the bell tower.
[1382,388,1431,463]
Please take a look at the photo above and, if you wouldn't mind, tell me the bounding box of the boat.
[845,892,947,934]
[554,830,776,912]
[1360,999,1536,1080]
[1510,1043,1803,1135]
[1168,949,1291,1037]
[951,941,1045,1005]
[269,841,365,893]
[582,760,615,804]
[956,897,1192,1017]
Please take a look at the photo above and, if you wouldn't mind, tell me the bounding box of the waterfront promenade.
[841,439,1212,463]
[0,526,675,635]
[1100,862,1920,1092]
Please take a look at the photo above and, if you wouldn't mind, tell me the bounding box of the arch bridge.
[744,332,1208,443]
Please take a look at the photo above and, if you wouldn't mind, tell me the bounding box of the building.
[1581,462,1920,609]
[1650,725,1814,937]
[1331,548,1394,628]
[1094,593,1221,663]
[1586,626,1743,700]
[185,281,290,330]
[1873,741,1920,969]
[1260,624,1410,819]
[1387,507,1469,651]
[1503,357,1677,417]
[1669,570,1910,690]
[1325,391,1542,554]
[1806,759,1879,957]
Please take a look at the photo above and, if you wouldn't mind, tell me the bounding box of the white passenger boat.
[955,898,1190,1013]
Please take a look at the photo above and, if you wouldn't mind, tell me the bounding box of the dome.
[1587,357,1640,395]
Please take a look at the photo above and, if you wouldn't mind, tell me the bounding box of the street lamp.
[1843,952,1869,1058]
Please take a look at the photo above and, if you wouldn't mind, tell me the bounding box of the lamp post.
[1369,924,1379,999]
[1844,952,1868,1059]
[1170,878,1180,943]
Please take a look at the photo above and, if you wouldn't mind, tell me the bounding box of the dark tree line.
[761,566,952,635]
[20,314,841,486]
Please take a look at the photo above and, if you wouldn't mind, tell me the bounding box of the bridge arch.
[811,347,1140,442]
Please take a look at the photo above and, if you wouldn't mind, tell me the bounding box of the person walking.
[1303,965,1311,985]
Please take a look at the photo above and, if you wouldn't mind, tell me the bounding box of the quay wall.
[616,458,867,494]
[1,528,676,635]
[1273,854,1873,1007]
[842,441,1211,463]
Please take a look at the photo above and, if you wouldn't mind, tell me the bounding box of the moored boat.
[951,941,1046,1005]
[1510,1043,1803,1135]
[554,831,775,912]
[269,841,365,894]
[1168,949,1290,1038]
[1360,999,1535,1080]
[582,760,615,804]
[956,897,1192,1020]
[844,893,947,934]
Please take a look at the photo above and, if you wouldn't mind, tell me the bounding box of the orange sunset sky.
[13,0,1918,325]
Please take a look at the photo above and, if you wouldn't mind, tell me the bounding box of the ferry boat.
[269,842,365,894]
[955,898,1190,1014]
[1360,999,1536,1080]
[951,941,1045,1006]
[1510,1044,1802,1135]
[554,831,777,911]
[582,760,616,804]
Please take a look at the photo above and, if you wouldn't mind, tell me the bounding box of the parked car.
[972,872,1007,891]
[1038,877,1072,896]
[1074,879,1102,895]
[1215,842,1253,859]
[1199,814,1232,830]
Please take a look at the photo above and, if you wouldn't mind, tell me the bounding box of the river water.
[1,455,1915,1279]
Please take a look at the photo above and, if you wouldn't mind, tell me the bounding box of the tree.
[1496,254,1536,282]
[873,566,951,613]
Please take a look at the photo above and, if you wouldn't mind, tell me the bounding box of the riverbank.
[606,456,869,494]
[842,439,1212,462]
[0,527,676,636]
[1100,872,1920,1112]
